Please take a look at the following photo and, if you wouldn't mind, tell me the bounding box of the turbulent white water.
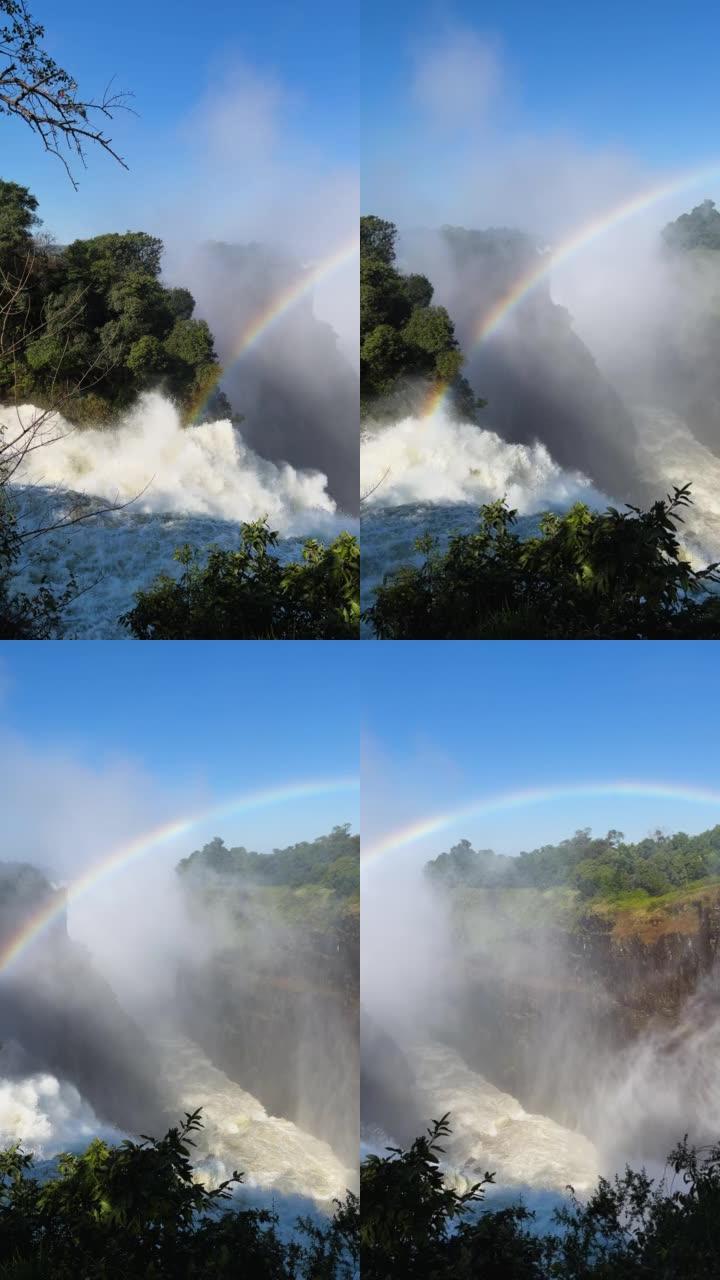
[156,1032,355,1206]
[360,410,607,620]
[411,1042,598,1199]
[0,1043,124,1157]
[3,395,355,639]
[361,411,601,511]
[360,405,720,621]
[0,1030,352,1221]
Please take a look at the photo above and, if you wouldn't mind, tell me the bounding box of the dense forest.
[426,820,720,901]
[360,214,479,420]
[0,180,233,424]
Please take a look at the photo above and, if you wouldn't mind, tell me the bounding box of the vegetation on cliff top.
[177,825,359,930]
[426,820,720,907]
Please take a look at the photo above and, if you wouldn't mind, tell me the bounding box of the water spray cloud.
[188,238,359,422]
[421,161,720,418]
[0,775,359,975]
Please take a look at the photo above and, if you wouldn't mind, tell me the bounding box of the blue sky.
[362,1,720,165]
[362,2,720,236]
[0,642,358,859]
[362,642,720,865]
[2,0,357,246]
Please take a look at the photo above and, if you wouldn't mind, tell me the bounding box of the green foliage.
[0,186,227,423]
[365,486,720,639]
[120,519,359,639]
[178,827,359,904]
[361,1115,545,1280]
[0,180,37,261]
[0,1111,358,1278]
[361,1117,720,1279]
[360,214,475,418]
[426,823,720,903]
[662,199,720,252]
[360,215,397,266]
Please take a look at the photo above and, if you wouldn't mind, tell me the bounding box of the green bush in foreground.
[361,1116,720,1279]
[0,1110,358,1279]
[365,486,720,639]
[121,519,360,639]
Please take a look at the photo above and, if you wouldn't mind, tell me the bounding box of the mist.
[363,23,720,552]
[152,60,358,513]
[0,728,358,1209]
[361,821,720,1209]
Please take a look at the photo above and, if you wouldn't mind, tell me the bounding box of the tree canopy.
[121,520,360,640]
[0,182,231,425]
[361,1116,720,1279]
[662,199,720,253]
[426,821,720,902]
[0,1110,358,1278]
[365,486,720,640]
[177,826,359,903]
[360,214,478,419]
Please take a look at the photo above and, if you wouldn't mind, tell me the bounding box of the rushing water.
[362,1039,598,1233]
[360,405,720,626]
[0,1028,353,1227]
[3,395,356,639]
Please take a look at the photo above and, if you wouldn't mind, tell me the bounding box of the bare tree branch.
[361,467,391,505]
[0,1,134,188]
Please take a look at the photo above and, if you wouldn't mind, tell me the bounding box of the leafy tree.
[361,1117,720,1279]
[426,820,720,904]
[662,199,720,253]
[360,214,477,419]
[178,827,359,903]
[365,486,720,640]
[360,215,397,266]
[361,1115,546,1280]
[0,212,228,422]
[121,520,360,639]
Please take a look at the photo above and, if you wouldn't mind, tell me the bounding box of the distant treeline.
[426,823,720,900]
[0,178,231,424]
[177,825,359,901]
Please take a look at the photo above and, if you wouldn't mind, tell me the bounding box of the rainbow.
[362,779,720,864]
[422,161,720,418]
[189,236,359,422]
[0,775,359,975]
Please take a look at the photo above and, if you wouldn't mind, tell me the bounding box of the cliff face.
[400,226,641,502]
[176,907,359,1166]
[0,861,168,1135]
[571,889,720,1029]
[436,884,720,1131]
